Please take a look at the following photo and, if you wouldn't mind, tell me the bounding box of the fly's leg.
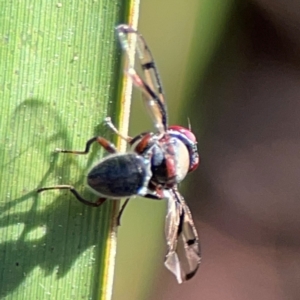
[132,132,157,155]
[37,137,117,205]
[116,198,130,226]
[116,186,165,226]
[56,136,117,155]
[104,117,132,143]
[37,185,107,207]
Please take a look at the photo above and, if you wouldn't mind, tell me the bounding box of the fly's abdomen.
[87,153,148,198]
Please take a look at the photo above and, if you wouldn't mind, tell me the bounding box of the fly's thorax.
[86,152,152,199]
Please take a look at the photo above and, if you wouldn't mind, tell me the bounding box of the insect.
[37,24,201,283]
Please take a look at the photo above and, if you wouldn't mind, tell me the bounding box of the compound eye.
[168,125,197,143]
[168,125,200,172]
[189,156,200,172]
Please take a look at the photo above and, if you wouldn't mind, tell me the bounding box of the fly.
[37,24,201,284]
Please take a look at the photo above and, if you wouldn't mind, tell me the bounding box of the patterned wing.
[164,188,201,283]
[116,24,168,133]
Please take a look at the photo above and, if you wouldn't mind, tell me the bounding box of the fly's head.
[168,125,200,173]
[129,130,197,188]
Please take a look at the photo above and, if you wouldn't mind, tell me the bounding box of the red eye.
[168,125,200,172]
[168,125,197,143]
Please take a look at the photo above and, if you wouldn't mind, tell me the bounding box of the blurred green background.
[114,0,300,299]
[113,1,234,299]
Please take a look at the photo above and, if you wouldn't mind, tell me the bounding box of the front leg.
[56,136,117,155]
[104,117,132,143]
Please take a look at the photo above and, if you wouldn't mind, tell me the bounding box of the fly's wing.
[116,24,167,133]
[164,189,201,283]
[179,192,201,280]
[164,190,183,283]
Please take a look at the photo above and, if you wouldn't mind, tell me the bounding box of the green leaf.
[0,1,136,299]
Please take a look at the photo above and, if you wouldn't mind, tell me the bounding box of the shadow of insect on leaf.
[0,98,111,297]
